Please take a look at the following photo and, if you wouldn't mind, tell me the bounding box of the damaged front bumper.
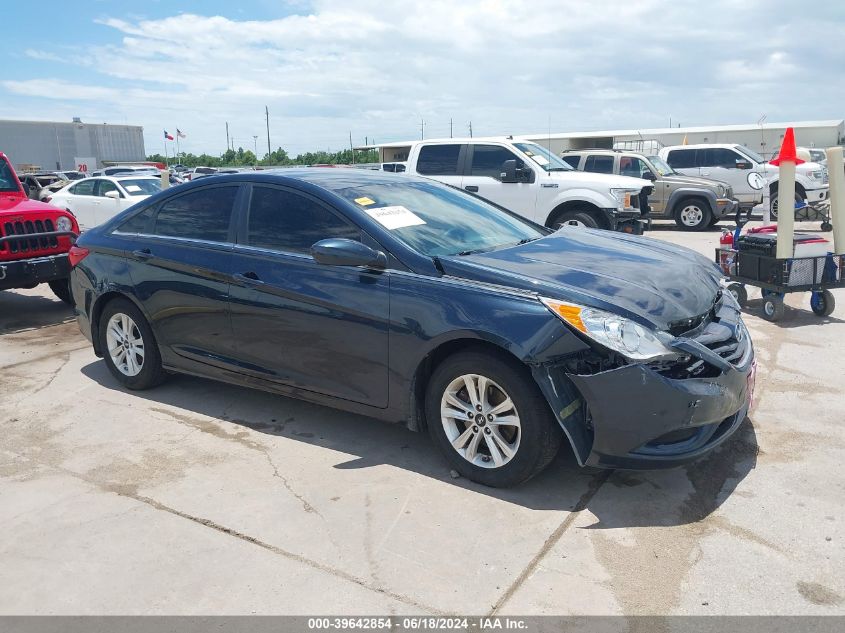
[532,297,755,469]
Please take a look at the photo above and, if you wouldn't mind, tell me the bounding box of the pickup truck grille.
[1,219,60,254]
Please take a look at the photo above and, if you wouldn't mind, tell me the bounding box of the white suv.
[659,143,828,216]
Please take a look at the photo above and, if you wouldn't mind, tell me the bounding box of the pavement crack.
[261,447,321,516]
[489,469,612,615]
[29,352,71,396]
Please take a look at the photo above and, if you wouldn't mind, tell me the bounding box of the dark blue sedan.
[69,169,754,487]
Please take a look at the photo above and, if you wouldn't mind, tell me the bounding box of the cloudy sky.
[3,0,844,157]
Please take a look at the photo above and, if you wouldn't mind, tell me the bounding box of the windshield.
[735,146,764,163]
[513,142,574,172]
[647,155,676,176]
[335,180,545,257]
[119,179,161,196]
[0,159,21,193]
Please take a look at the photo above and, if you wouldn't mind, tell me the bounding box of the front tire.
[48,278,73,305]
[810,290,835,317]
[425,350,562,487]
[762,296,785,322]
[673,198,711,230]
[770,191,803,220]
[98,298,167,390]
[553,210,599,229]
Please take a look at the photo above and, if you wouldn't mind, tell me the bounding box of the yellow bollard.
[825,146,845,256]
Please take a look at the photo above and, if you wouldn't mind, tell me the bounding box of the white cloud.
[5,0,845,156]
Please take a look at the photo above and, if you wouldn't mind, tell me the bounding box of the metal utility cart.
[716,244,845,321]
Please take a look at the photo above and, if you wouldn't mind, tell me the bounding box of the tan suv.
[561,149,739,230]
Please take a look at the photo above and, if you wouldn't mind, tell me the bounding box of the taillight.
[68,245,90,268]
[44,196,52,203]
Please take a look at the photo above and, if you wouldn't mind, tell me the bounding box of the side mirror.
[311,238,387,269]
[21,181,31,197]
[735,161,752,170]
[500,159,518,183]
[104,190,120,199]
[642,170,657,180]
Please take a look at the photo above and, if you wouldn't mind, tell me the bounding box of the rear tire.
[727,283,747,308]
[425,349,562,487]
[673,198,711,230]
[762,296,785,322]
[98,298,167,390]
[770,191,803,220]
[48,278,74,305]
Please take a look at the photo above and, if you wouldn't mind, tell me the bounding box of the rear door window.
[666,149,696,169]
[96,180,122,198]
[246,186,360,254]
[700,148,742,168]
[561,155,581,169]
[70,179,96,196]
[583,155,615,174]
[416,144,462,176]
[153,186,238,242]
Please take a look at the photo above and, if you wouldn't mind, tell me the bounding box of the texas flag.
[164,130,174,140]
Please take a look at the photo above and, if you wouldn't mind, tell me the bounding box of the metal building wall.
[0,120,145,170]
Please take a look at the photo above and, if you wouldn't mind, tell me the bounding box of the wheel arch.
[770,180,806,198]
[407,336,528,433]
[545,199,610,229]
[89,290,152,356]
[667,188,717,216]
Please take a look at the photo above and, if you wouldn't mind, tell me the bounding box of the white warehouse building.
[520,120,845,160]
[363,120,844,163]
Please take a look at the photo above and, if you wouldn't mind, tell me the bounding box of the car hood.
[544,170,651,190]
[661,173,729,189]
[0,194,64,214]
[438,229,722,331]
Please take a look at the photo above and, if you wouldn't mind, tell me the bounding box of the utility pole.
[265,105,272,159]
[253,135,258,158]
[450,118,453,138]
[468,121,473,138]
[420,119,425,140]
[349,131,355,165]
[225,122,229,154]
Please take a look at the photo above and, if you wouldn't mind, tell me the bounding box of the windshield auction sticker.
[365,205,426,230]
[354,196,376,206]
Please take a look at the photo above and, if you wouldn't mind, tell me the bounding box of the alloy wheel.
[106,312,145,377]
[679,204,704,227]
[440,374,521,468]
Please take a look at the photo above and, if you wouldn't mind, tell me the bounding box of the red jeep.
[0,152,79,304]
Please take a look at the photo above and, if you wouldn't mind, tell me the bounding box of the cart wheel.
[762,296,785,322]
[727,283,748,308]
[810,290,835,317]
[821,222,833,232]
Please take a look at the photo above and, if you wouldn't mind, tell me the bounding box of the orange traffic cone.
[770,127,805,166]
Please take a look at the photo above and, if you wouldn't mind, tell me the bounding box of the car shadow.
[79,360,758,525]
[0,289,75,335]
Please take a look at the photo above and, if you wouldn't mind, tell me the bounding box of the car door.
[621,155,664,214]
[227,184,389,407]
[125,183,241,369]
[698,148,750,202]
[64,178,98,230]
[93,179,124,226]
[460,144,538,219]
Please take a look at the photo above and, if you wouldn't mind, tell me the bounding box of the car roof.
[661,143,740,150]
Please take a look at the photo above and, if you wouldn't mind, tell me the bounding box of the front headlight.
[716,184,726,197]
[610,188,637,209]
[56,216,73,232]
[809,170,824,181]
[541,297,679,361]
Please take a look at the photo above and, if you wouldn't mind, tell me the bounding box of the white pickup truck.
[396,138,652,232]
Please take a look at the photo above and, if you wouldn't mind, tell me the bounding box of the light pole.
[253,135,258,159]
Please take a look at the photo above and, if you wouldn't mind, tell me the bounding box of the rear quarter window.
[583,155,614,174]
[666,149,696,169]
[561,155,581,169]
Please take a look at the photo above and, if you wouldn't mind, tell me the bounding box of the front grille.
[1,219,60,254]
[725,185,734,198]
[691,320,749,367]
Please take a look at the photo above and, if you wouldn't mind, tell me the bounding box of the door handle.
[464,185,479,192]
[131,248,152,260]
[234,271,264,285]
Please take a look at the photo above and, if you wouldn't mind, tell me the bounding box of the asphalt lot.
[1,221,843,617]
